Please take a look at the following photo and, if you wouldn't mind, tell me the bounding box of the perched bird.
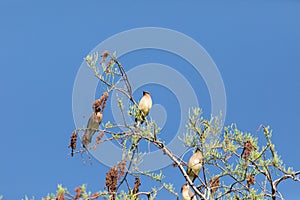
[187,148,204,182]
[82,106,103,148]
[135,91,152,127]
[181,183,197,200]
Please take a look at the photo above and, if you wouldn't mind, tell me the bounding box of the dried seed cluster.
[93,132,105,150]
[68,131,77,156]
[246,175,255,187]
[104,161,127,199]
[100,50,116,73]
[118,161,126,177]
[242,140,253,161]
[100,50,110,64]
[133,177,141,199]
[105,166,118,199]
[74,187,81,200]
[93,92,109,113]
[210,177,220,195]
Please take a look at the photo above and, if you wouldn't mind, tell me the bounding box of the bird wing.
[188,189,197,200]
[187,152,204,181]
[138,95,152,116]
[187,166,195,177]
[82,112,102,147]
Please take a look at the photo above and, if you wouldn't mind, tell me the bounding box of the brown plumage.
[135,91,152,127]
[187,148,204,182]
[82,106,103,148]
[181,183,197,200]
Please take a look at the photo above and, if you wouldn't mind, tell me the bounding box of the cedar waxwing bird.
[82,106,103,148]
[187,148,204,182]
[135,91,152,127]
[181,183,197,200]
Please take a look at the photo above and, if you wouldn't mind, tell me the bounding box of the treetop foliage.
[42,50,299,200]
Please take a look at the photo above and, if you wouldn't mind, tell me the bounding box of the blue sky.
[1,0,300,199]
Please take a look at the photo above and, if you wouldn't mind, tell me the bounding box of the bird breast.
[139,96,152,114]
[88,112,102,129]
[96,112,102,121]
[189,158,202,173]
[193,160,202,169]
[182,190,190,200]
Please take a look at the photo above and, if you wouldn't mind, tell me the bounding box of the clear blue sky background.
[1,0,300,199]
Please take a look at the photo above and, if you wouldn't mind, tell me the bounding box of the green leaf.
[113,51,117,59]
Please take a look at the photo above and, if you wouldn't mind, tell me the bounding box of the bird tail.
[82,130,93,148]
[191,175,196,183]
[188,174,196,183]
[134,110,146,128]
[187,169,197,182]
